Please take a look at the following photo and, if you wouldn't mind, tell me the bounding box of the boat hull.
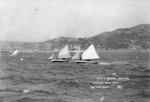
[51,59,68,63]
[73,60,98,64]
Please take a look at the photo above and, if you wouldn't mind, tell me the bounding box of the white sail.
[72,47,81,60]
[10,50,18,56]
[72,51,80,60]
[58,45,71,59]
[48,53,54,59]
[82,44,100,60]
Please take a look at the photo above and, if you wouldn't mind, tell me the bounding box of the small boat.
[10,50,18,56]
[73,44,100,64]
[51,45,71,62]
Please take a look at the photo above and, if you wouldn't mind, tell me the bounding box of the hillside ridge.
[0,24,150,51]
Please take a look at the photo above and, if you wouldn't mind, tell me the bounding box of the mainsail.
[10,50,18,56]
[57,45,71,59]
[82,44,100,60]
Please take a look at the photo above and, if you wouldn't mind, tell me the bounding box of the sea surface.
[0,52,150,102]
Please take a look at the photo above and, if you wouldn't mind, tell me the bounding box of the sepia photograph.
[0,0,150,102]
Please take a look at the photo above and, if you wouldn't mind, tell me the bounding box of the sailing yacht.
[10,50,18,56]
[51,45,71,62]
[74,44,100,64]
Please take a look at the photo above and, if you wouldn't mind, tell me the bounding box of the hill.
[90,24,150,49]
[0,24,150,51]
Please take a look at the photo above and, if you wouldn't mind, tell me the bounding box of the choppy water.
[0,54,150,102]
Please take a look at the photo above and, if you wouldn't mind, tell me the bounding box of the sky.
[0,0,150,42]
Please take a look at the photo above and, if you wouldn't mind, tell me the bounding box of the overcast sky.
[0,0,150,42]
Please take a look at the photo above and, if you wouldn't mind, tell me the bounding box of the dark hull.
[51,59,68,63]
[73,60,98,64]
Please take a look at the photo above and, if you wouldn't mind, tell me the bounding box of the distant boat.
[10,50,18,56]
[74,44,100,64]
[51,45,71,62]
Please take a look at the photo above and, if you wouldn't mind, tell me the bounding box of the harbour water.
[0,52,150,102]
